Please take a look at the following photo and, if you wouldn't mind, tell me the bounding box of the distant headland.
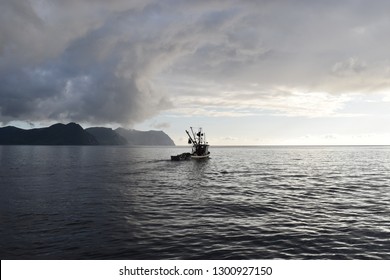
[0,122,175,146]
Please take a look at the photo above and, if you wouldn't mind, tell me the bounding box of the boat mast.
[198,127,203,144]
[188,127,208,145]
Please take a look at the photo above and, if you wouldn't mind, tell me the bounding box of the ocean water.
[0,145,389,260]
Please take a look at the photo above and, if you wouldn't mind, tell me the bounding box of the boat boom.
[186,130,195,144]
[190,127,197,144]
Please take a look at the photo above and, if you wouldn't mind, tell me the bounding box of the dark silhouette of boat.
[171,127,210,161]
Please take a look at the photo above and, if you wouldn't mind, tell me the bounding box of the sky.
[1,0,390,145]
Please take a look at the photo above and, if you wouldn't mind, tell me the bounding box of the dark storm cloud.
[1,0,390,124]
[0,0,172,125]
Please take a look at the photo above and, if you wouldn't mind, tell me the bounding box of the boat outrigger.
[171,127,210,161]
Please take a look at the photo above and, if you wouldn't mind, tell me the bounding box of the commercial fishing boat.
[171,127,210,161]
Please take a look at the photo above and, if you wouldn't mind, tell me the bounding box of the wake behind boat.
[171,127,210,161]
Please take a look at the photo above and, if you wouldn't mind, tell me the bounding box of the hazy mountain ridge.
[0,123,175,146]
[115,128,175,146]
[85,127,128,145]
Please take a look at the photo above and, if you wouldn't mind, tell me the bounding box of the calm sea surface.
[1,145,389,259]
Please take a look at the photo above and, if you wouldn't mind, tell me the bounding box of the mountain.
[85,127,128,145]
[0,123,175,146]
[116,128,175,146]
[0,123,98,145]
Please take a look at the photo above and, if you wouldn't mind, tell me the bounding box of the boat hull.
[191,152,210,159]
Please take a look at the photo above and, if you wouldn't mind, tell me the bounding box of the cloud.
[331,57,367,76]
[151,121,170,129]
[2,0,390,125]
[0,0,183,125]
